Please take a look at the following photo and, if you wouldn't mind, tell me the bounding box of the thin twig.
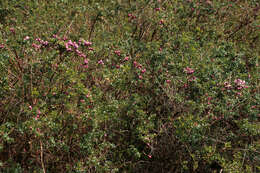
[241,144,247,171]
[40,141,46,173]
[89,13,100,40]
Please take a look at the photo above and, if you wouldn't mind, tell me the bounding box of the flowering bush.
[0,0,259,172]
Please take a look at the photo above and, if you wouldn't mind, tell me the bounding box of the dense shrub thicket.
[0,0,259,172]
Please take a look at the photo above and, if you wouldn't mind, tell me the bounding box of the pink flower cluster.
[76,49,86,58]
[133,61,144,70]
[222,79,249,92]
[184,67,195,74]
[65,40,78,51]
[81,40,92,46]
[133,61,147,79]
[141,68,146,73]
[53,37,92,58]
[128,13,137,20]
[36,38,48,46]
[0,44,5,49]
[234,79,248,90]
[32,108,41,120]
[64,39,92,58]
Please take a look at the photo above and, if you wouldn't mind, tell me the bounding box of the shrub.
[0,0,259,172]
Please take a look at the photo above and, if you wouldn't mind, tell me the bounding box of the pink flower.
[166,80,171,83]
[159,19,164,25]
[10,27,15,34]
[29,105,32,110]
[76,49,81,54]
[65,42,72,51]
[116,65,120,69]
[78,52,86,58]
[32,43,40,50]
[35,38,41,42]
[73,41,79,49]
[133,61,138,67]
[24,36,30,41]
[88,47,94,51]
[52,34,58,38]
[82,53,87,58]
[67,40,73,45]
[251,105,256,109]
[236,92,242,96]
[188,76,196,82]
[184,67,195,74]
[42,41,48,46]
[98,59,104,65]
[128,13,132,17]
[114,50,121,56]
[83,40,92,46]
[124,56,129,61]
[155,8,160,11]
[138,75,143,79]
[0,44,4,49]
[131,15,137,19]
[237,86,243,90]
[138,64,142,69]
[84,59,89,64]
[34,114,40,120]
[141,68,146,73]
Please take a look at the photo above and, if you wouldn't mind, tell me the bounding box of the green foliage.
[0,0,259,172]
